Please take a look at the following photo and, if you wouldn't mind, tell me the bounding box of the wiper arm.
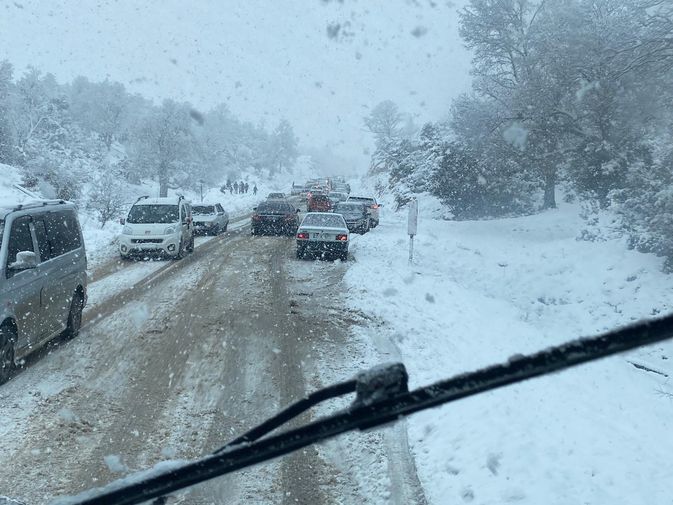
[60,313,673,505]
[213,376,359,453]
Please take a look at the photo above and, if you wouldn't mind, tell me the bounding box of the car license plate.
[312,233,324,239]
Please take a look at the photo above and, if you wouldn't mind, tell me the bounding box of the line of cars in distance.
[252,179,382,262]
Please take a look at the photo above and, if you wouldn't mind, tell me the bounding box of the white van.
[119,196,194,259]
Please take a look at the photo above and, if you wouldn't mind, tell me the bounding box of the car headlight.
[122,225,132,235]
[164,226,177,235]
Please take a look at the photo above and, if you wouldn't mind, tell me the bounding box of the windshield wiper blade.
[62,313,673,505]
[213,376,359,453]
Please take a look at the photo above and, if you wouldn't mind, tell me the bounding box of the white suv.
[119,196,194,259]
[0,200,87,384]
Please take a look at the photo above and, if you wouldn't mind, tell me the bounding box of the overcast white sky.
[0,0,472,169]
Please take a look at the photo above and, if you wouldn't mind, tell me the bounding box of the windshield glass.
[334,203,364,216]
[301,214,345,228]
[1,2,672,504]
[192,205,215,216]
[127,205,179,224]
[257,202,291,213]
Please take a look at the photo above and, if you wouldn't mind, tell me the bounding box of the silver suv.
[0,200,88,384]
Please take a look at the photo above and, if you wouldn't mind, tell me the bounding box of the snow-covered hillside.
[346,196,673,504]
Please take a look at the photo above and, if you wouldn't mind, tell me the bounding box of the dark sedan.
[251,201,300,236]
[332,201,370,234]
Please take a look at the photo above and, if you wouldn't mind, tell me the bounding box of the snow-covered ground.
[345,195,673,505]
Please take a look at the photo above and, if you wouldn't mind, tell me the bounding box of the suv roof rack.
[12,199,67,212]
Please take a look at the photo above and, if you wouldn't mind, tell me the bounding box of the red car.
[307,193,332,212]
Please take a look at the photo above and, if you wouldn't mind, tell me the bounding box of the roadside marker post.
[408,198,418,264]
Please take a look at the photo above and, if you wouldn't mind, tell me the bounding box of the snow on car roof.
[301,212,347,228]
[134,197,187,206]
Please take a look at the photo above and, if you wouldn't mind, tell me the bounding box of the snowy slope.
[345,197,673,505]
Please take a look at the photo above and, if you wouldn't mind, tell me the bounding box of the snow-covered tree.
[364,100,403,174]
[131,100,196,197]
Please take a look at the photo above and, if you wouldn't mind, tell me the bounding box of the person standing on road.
[240,181,246,194]
[253,184,258,195]
[233,181,239,194]
[245,182,249,193]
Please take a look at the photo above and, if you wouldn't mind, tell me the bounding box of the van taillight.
[336,234,348,241]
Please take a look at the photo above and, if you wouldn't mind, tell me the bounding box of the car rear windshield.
[193,205,215,215]
[127,204,179,224]
[302,214,345,228]
[312,195,329,201]
[334,203,364,216]
[257,202,292,213]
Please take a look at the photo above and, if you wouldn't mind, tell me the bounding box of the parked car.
[327,192,348,206]
[308,193,332,212]
[346,196,381,227]
[192,203,229,235]
[296,212,349,261]
[251,200,300,236]
[0,200,87,384]
[333,201,370,234]
[267,192,286,200]
[119,196,194,259]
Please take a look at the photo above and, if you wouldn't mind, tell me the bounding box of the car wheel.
[62,291,84,341]
[296,247,304,259]
[339,251,348,262]
[0,325,15,385]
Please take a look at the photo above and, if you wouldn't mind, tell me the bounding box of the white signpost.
[408,198,418,264]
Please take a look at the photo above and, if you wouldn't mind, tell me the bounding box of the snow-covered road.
[0,214,423,505]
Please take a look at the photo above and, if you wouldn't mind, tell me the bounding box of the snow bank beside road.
[345,201,673,505]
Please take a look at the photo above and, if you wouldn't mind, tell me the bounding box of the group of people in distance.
[221,180,257,195]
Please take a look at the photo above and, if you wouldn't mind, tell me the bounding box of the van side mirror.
[8,251,38,271]
[252,207,257,211]
[119,218,126,225]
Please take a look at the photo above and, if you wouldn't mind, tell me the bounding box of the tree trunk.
[542,169,557,209]
[159,162,169,197]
